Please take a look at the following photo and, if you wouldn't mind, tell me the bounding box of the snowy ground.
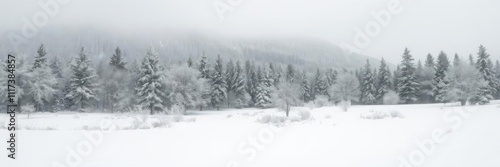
[1,101,500,167]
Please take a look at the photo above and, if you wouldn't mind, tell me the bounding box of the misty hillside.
[0,29,385,70]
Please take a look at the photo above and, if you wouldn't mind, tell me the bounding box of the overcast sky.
[1,0,499,63]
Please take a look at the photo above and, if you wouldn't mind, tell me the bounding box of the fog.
[1,0,499,63]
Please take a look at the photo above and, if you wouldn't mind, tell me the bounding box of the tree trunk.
[150,104,154,115]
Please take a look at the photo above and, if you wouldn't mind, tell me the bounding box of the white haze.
[1,0,499,63]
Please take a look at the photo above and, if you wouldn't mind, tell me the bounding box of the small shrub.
[129,115,151,129]
[151,115,172,128]
[298,110,311,120]
[314,95,330,108]
[339,100,351,112]
[324,114,332,119]
[256,113,287,125]
[82,125,101,131]
[360,110,404,120]
[185,117,196,123]
[383,91,400,105]
[172,115,184,122]
[360,110,388,120]
[227,114,233,118]
[389,111,404,118]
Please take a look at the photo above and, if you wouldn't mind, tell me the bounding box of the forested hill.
[0,29,385,70]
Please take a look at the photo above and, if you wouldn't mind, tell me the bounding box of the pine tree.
[398,48,420,104]
[326,68,337,86]
[66,48,99,110]
[210,55,227,110]
[50,56,63,78]
[225,59,246,107]
[225,59,236,94]
[245,60,257,105]
[136,46,166,114]
[300,70,312,102]
[198,53,210,79]
[107,47,130,112]
[285,64,295,83]
[471,45,497,104]
[109,47,127,70]
[393,65,400,92]
[495,60,500,99]
[269,63,282,87]
[255,68,273,108]
[424,54,435,68]
[33,43,48,69]
[187,56,193,68]
[469,54,475,66]
[433,51,450,102]
[376,58,391,104]
[453,54,461,67]
[313,68,329,99]
[360,60,376,104]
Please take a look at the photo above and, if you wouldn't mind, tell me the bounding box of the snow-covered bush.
[339,100,351,112]
[383,91,400,105]
[129,115,150,129]
[314,95,330,108]
[172,115,184,122]
[256,113,287,125]
[298,109,311,120]
[389,111,404,118]
[360,110,404,120]
[324,114,332,119]
[360,110,387,120]
[151,115,172,128]
[23,105,35,118]
[185,117,196,123]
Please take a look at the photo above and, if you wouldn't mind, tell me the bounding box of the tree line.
[2,44,499,115]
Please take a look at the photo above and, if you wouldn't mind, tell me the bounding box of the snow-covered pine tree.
[300,70,312,102]
[198,53,210,79]
[225,59,246,107]
[136,46,166,114]
[376,58,391,104]
[313,68,329,99]
[453,54,461,67]
[285,64,295,83]
[326,68,337,86]
[360,60,376,104]
[107,47,130,112]
[424,54,435,68]
[66,48,99,110]
[109,47,127,70]
[210,55,227,110]
[419,54,437,103]
[398,48,420,104]
[255,68,274,108]
[244,60,257,105]
[50,56,63,78]
[495,60,500,99]
[225,59,236,95]
[33,43,48,69]
[269,63,282,87]
[433,51,450,103]
[232,61,247,107]
[470,45,497,104]
[469,54,475,66]
[187,56,193,68]
[393,65,400,92]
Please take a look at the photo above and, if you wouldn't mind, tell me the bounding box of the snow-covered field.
[1,101,500,167]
